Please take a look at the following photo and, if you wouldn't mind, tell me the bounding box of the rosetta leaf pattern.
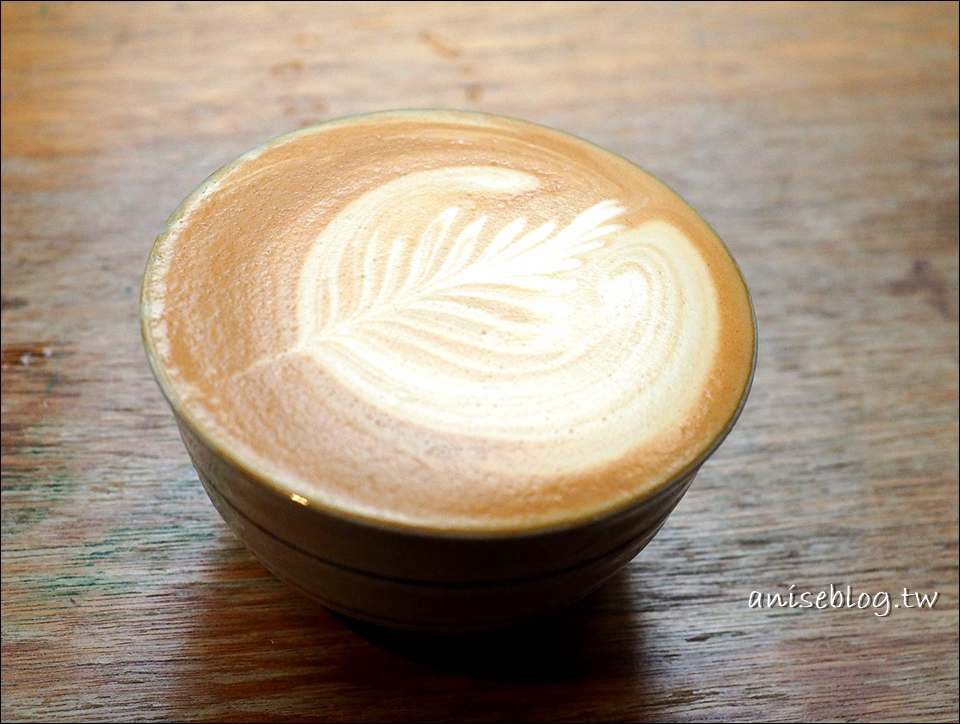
[315,200,625,345]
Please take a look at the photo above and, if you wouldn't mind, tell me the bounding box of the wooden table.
[3,2,957,721]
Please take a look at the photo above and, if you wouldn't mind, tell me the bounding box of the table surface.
[2,2,957,721]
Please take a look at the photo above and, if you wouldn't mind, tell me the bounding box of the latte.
[142,110,755,534]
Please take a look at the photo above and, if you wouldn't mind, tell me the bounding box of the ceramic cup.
[141,110,756,630]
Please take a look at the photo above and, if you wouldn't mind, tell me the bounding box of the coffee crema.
[142,110,755,532]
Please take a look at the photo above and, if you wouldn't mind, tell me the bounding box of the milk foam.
[287,163,718,462]
[142,111,754,530]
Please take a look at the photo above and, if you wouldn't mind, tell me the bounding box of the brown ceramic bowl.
[141,111,756,631]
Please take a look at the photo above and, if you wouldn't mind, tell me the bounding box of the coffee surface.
[142,111,755,532]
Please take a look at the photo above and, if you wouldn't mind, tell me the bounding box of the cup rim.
[141,108,758,538]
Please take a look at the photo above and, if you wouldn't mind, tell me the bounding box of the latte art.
[288,162,718,461]
[142,111,755,530]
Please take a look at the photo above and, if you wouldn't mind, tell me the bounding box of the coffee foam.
[142,111,755,532]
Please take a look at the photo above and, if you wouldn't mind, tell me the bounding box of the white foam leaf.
[309,199,625,353]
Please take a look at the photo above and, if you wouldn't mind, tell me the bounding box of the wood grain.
[2,2,957,721]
